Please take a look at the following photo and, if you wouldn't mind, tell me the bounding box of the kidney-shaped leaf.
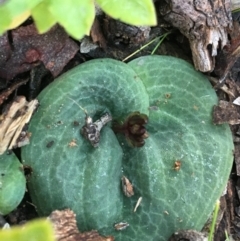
[0,152,26,215]
[22,56,233,240]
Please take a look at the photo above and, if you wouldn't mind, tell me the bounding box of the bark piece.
[215,21,240,82]
[90,18,107,49]
[0,24,79,80]
[159,0,232,72]
[0,96,38,154]
[48,209,114,241]
[103,16,150,47]
[224,78,240,101]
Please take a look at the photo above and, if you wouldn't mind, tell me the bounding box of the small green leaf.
[96,0,157,26]
[0,9,12,34]
[48,0,95,39]
[0,0,41,33]
[0,219,55,241]
[32,1,57,33]
[0,152,26,215]
[0,0,41,17]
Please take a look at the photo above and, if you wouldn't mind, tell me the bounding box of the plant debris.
[81,113,112,148]
[0,24,79,80]
[213,100,240,125]
[90,17,107,49]
[168,229,207,241]
[159,0,232,72]
[133,197,142,213]
[113,112,148,147]
[68,139,77,147]
[121,176,134,197]
[48,209,114,241]
[0,96,38,154]
[215,21,240,84]
[173,160,181,171]
[0,78,28,105]
[114,222,129,231]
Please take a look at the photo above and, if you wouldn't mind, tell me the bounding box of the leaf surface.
[0,152,26,215]
[22,56,233,240]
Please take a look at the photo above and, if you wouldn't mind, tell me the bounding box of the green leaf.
[32,1,57,33]
[96,0,157,26]
[0,8,12,34]
[22,59,149,230]
[0,219,55,241]
[0,152,26,215]
[22,56,233,240]
[0,0,41,33]
[0,0,41,17]
[48,0,95,39]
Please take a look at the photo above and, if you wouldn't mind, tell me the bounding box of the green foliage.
[0,152,26,215]
[31,1,57,33]
[96,0,156,26]
[0,219,55,241]
[22,56,233,240]
[0,0,156,39]
[45,0,95,39]
[208,200,220,241]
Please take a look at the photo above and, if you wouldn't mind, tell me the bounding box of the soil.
[1,5,240,241]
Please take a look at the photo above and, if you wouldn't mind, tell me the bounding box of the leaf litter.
[0,24,79,80]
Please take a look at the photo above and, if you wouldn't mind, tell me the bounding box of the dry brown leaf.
[48,209,114,241]
[0,96,38,154]
[0,24,79,80]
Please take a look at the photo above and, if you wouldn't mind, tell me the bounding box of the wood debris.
[0,96,38,154]
[159,0,232,72]
[48,209,114,241]
[215,21,240,83]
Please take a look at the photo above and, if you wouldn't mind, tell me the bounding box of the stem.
[151,32,171,55]
[225,230,230,241]
[122,37,160,62]
[208,200,220,241]
[122,31,172,62]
